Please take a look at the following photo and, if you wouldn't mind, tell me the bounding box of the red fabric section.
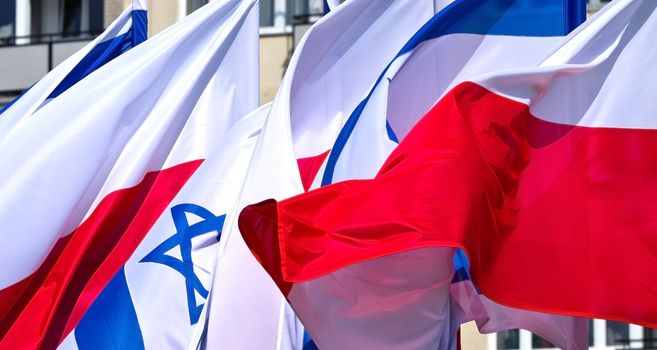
[239,82,657,328]
[239,199,292,296]
[297,151,330,192]
[0,160,202,349]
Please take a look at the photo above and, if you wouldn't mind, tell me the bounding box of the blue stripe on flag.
[132,10,148,44]
[398,0,585,57]
[321,0,585,187]
[452,249,471,283]
[303,331,320,350]
[75,267,145,350]
[48,10,147,99]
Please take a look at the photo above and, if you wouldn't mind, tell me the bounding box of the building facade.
[0,0,323,106]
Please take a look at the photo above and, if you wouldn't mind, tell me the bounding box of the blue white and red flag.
[0,1,259,348]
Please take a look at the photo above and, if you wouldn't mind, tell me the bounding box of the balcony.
[0,31,100,96]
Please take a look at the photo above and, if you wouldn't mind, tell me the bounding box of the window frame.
[490,321,648,350]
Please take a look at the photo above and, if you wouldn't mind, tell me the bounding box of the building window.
[497,330,520,350]
[606,321,629,346]
[260,0,275,27]
[644,328,657,348]
[0,0,16,40]
[531,334,554,349]
[492,321,657,349]
[62,0,83,36]
[187,0,209,14]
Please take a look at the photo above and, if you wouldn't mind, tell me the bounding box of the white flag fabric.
[0,0,148,138]
[0,0,258,348]
[203,0,434,349]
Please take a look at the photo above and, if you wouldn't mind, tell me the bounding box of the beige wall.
[259,34,291,103]
[149,0,182,35]
[462,321,491,350]
[103,0,126,27]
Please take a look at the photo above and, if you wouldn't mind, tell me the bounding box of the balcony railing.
[0,31,101,93]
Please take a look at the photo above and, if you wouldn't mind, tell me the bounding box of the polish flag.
[303,0,588,348]
[239,0,657,348]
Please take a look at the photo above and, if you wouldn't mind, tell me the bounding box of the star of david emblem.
[140,203,226,325]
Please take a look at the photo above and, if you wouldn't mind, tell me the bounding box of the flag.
[0,0,148,134]
[299,0,588,348]
[324,0,339,13]
[203,0,434,348]
[316,0,586,188]
[0,0,258,348]
[239,0,657,345]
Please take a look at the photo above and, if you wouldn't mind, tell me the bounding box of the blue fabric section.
[398,0,585,57]
[48,10,147,99]
[452,267,471,284]
[303,336,320,350]
[385,120,399,143]
[324,1,331,14]
[75,267,145,350]
[132,10,148,45]
[140,204,226,325]
[451,249,471,283]
[321,0,585,187]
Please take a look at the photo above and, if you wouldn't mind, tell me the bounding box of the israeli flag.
[0,0,147,135]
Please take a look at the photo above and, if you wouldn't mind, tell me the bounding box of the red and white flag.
[239,0,657,348]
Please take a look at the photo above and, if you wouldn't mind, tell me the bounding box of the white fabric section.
[387,34,561,140]
[133,0,148,11]
[204,1,433,348]
[203,101,298,350]
[0,6,135,139]
[450,281,587,350]
[0,0,256,289]
[288,248,457,350]
[58,332,80,350]
[478,0,657,129]
[286,0,433,157]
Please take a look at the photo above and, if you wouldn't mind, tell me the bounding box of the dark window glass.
[0,0,16,39]
[589,319,594,346]
[497,330,520,350]
[532,334,555,348]
[260,0,274,26]
[62,0,82,36]
[187,0,209,14]
[606,321,629,346]
[645,327,657,348]
[286,0,309,24]
[89,0,104,32]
